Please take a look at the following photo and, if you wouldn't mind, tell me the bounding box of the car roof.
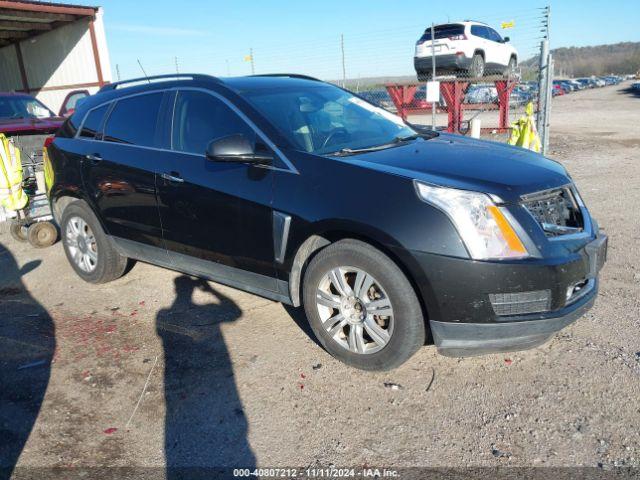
[223,75,325,92]
[433,20,490,27]
[70,74,329,121]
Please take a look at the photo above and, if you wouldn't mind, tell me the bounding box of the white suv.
[414,21,518,80]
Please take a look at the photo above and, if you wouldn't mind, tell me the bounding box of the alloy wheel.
[65,216,98,272]
[315,266,394,354]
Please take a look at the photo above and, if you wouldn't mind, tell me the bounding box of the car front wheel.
[303,239,425,371]
[469,54,485,78]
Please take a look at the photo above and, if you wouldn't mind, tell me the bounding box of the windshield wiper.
[330,133,421,157]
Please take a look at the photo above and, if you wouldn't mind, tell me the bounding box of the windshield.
[242,84,416,155]
[0,96,55,120]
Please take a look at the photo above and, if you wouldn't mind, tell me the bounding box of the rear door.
[156,89,277,289]
[80,91,170,250]
[484,27,508,66]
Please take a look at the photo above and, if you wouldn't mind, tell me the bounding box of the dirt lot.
[1,82,639,478]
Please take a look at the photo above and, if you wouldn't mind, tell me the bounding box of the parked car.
[414,21,518,80]
[552,83,566,96]
[464,84,497,104]
[356,89,396,112]
[46,74,607,370]
[509,86,534,107]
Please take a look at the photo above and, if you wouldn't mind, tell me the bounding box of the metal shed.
[0,0,111,112]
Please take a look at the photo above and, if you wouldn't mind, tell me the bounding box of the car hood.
[0,116,64,135]
[344,133,570,203]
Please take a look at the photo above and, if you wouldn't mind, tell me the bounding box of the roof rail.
[99,74,219,92]
[250,73,322,82]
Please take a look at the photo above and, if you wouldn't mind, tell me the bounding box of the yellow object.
[243,54,253,62]
[501,20,515,29]
[0,133,28,212]
[43,146,54,196]
[508,102,541,153]
[487,205,527,254]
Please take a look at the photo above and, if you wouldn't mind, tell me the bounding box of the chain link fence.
[113,7,552,147]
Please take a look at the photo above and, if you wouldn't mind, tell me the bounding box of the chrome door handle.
[161,172,184,183]
[85,154,102,162]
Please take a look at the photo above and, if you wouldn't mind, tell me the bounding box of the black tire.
[302,239,425,371]
[9,221,27,242]
[504,57,517,77]
[60,201,129,284]
[27,221,58,248]
[468,53,485,78]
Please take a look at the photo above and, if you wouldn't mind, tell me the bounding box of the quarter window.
[172,90,256,155]
[103,93,163,146]
[79,105,108,139]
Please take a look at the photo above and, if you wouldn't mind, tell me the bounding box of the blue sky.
[88,0,640,80]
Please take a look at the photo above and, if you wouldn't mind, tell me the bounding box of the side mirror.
[503,37,510,43]
[205,134,272,164]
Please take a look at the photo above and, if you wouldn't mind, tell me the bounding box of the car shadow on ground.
[156,275,255,479]
[0,243,55,480]
[617,86,640,98]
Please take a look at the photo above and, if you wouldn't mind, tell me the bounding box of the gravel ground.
[0,82,638,478]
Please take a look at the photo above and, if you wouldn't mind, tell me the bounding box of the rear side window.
[470,25,485,38]
[79,105,108,139]
[171,90,256,155]
[103,93,163,147]
[419,24,465,42]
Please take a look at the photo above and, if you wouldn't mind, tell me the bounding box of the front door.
[157,89,277,292]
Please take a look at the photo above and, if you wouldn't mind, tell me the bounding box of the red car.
[0,90,89,136]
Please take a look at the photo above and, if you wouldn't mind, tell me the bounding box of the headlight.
[414,181,529,260]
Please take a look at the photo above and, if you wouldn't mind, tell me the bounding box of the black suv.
[46,74,607,370]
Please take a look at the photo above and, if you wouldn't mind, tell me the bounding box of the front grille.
[521,186,584,237]
[489,290,551,316]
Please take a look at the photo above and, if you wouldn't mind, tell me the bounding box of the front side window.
[172,90,256,155]
[79,104,109,139]
[243,84,416,155]
[103,93,163,147]
[487,28,502,42]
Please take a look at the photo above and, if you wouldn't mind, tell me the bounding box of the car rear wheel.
[469,54,485,78]
[61,201,129,284]
[302,239,425,371]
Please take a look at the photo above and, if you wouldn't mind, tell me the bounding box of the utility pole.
[115,64,121,81]
[430,23,436,129]
[174,56,179,74]
[250,48,255,75]
[537,5,551,154]
[340,34,346,88]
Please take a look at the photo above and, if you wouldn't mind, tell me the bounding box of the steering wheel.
[321,127,350,149]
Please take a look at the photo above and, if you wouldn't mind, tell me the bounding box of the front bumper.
[404,231,607,357]
[430,284,596,357]
[414,54,471,73]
